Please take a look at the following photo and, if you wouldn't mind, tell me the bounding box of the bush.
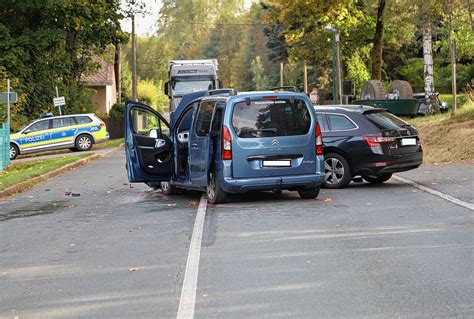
[109,102,125,119]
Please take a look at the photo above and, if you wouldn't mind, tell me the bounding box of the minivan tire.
[207,171,227,204]
[160,181,177,195]
[323,153,352,189]
[10,143,19,160]
[363,173,392,184]
[75,134,93,151]
[298,186,320,199]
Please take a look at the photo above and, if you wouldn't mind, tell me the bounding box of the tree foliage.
[0,0,127,129]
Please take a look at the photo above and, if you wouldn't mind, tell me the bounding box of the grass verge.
[17,138,123,159]
[0,153,91,191]
[408,100,474,164]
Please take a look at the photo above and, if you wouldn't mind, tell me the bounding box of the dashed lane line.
[176,194,208,319]
[393,175,474,211]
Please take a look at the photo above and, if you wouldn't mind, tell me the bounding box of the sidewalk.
[14,148,115,163]
[396,160,474,204]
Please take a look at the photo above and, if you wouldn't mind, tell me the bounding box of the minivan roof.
[314,104,384,113]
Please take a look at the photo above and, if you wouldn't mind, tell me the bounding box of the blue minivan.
[125,90,325,203]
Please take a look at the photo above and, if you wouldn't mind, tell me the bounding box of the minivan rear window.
[364,110,409,130]
[232,99,311,138]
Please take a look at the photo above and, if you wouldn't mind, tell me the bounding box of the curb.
[0,147,119,199]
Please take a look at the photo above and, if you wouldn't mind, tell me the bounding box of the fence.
[103,118,124,139]
[0,123,10,171]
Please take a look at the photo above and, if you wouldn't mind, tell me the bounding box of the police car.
[10,113,109,160]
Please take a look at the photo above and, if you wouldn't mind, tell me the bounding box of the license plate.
[401,138,417,146]
[263,160,291,167]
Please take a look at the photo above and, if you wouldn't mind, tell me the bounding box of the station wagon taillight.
[363,135,396,147]
[316,122,323,155]
[222,125,232,160]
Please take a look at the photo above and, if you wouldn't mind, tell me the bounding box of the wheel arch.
[10,141,20,153]
[74,132,95,144]
[323,147,353,172]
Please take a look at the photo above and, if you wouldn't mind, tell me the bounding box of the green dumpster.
[0,123,10,171]
[352,99,420,116]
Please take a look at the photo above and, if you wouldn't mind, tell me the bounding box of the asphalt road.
[0,151,472,318]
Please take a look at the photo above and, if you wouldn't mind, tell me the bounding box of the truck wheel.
[363,173,393,184]
[388,80,413,99]
[360,80,386,100]
[10,143,19,160]
[207,171,227,204]
[298,186,320,199]
[75,134,93,151]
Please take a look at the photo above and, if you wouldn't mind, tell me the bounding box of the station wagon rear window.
[232,99,311,138]
[364,110,409,130]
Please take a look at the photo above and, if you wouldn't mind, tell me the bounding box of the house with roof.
[82,56,117,114]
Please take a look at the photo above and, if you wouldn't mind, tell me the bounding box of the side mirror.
[149,129,158,139]
[23,130,31,135]
[164,81,169,96]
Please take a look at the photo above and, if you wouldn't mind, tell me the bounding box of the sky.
[121,0,162,36]
[120,0,254,36]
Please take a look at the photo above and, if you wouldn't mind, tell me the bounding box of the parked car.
[314,105,423,188]
[413,92,448,115]
[125,90,326,203]
[10,113,109,160]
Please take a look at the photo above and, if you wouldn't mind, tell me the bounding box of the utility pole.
[55,86,62,116]
[335,32,343,104]
[303,60,308,94]
[7,79,10,124]
[451,40,457,115]
[132,14,138,102]
[280,62,284,87]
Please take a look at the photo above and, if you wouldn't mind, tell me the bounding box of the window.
[131,108,166,137]
[27,120,50,132]
[232,99,311,138]
[317,114,328,132]
[75,116,92,124]
[327,114,357,131]
[364,111,409,130]
[195,102,215,137]
[177,102,198,134]
[52,117,75,129]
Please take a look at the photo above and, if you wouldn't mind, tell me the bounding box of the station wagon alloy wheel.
[10,144,18,160]
[323,153,352,189]
[76,135,93,151]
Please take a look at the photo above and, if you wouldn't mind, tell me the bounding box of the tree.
[0,0,127,127]
[372,0,386,80]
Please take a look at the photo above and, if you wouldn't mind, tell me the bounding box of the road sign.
[53,96,66,107]
[1,92,17,104]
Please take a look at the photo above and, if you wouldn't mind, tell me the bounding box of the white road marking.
[393,175,474,211]
[176,194,208,319]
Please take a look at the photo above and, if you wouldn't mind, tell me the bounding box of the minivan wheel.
[160,180,177,195]
[75,134,93,151]
[10,143,19,160]
[298,186,320,199]
[207,171,227,204]
[363,173,392,184]
[323,153,352,189]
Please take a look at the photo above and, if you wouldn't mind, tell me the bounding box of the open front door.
[125,102,173,183]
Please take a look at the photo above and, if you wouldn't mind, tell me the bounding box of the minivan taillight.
[364,135,396,147]
[316,122,323,155]
[222,125,232,160]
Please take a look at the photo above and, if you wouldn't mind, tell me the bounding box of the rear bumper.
[219,173,325,194]
[94,132,110,143]
[356,151,423,175]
